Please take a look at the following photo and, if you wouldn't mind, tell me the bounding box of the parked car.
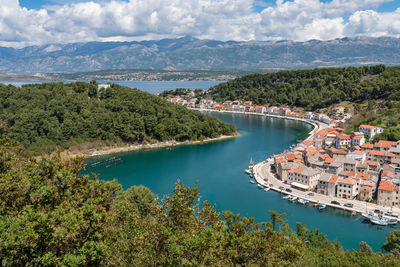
[307,192,314,196]
[344,203,353,208]
[269,184,274,187]
[279,186,285,190]
[374,209,382,214]
[285,188,292,193]
[331,201,340,205]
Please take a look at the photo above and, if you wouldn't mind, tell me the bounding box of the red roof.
[286,154,295,161]
[379,180,394,192]
[339,177,357,185]
[303,140,313,146]
[346,171,356,177]
[337,135,351,140]
[360,125,377,130]
[382,172,395,179]
[356,173,370,180]
[329,175,339,184]
[361,143,374,149]
[366,150,395,157]
[352,136,363,140]
[374,140,397,149]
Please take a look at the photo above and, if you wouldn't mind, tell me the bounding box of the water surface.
[83,112,398,251]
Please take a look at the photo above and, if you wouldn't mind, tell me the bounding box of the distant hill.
[2,36,400,73]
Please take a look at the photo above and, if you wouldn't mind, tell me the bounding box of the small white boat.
[370,217,388,226]
[361,213,373,221]
[282,195,290,200]
[264,187,270,192]
[249,180,256,184]
[388,218,398,225]
[318,204,326,210]
[245,169,252,174]
[297,198,307,205]
[313,203,319,207]
[289,196,298,202]
[257,184,264,189]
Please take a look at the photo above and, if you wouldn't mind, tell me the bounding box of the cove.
[83,112,398,251]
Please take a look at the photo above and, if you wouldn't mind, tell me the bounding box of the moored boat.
[264,187,270,192]
[245,169,252,174]
[249,179,256,184]
[297,198,307,205]
[257,184,264,189]
[370,217,388,226]
[361,212,373,221]
[282,195,290,200]
[388,218,398,225]
[289,196,298,202]
[313,203,319,207]
[318,204,326,210]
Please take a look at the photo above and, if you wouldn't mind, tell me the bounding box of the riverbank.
[59,134,238,160]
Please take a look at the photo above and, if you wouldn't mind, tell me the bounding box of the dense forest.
[1,136,400,266]
[209,65,400,110]
[0,81,235,153]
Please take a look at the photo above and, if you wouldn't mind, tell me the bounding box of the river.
[83,111,398,251]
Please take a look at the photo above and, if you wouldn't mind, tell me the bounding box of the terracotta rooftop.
[356,173,370,180]
[379,180,394,192]
[382,172,395,179]
[339,177,357,185]
[361,143,374,149]
[366,150,395,157]
[359,125,377,130]
[374,140,397,149]
[329,175,339,184]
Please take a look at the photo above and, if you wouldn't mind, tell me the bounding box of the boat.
[282,195,290,200]
[249,180,256,184]
[313,203,319,207]
[370,217,388,226]
[249,173,254,178]
[318,204,326,210]
[361,213,373,221]
[245,169,252,174]
[297,198,308,205]
[264,187,270,192]
[257,184,264,189]
[388,218,398,225]
[248,158,254,171]
[289,196,298,202]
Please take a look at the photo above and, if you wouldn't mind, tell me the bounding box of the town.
[164,89,400,221]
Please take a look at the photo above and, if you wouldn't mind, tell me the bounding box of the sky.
[1,0,400,47]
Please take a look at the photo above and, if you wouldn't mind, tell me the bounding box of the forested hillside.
[209,65,400,110]
[1,137,400,266]
[0,81,235,153]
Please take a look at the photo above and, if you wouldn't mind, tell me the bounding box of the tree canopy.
[0,81,236,154]
[1,137,400,265]
[209,65,400,110]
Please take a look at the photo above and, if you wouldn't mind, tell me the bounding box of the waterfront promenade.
[253,159,400,219]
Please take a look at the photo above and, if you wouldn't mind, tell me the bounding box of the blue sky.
[20,0,400,12]
[3,0,400,47]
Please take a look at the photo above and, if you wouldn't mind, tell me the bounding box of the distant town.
[163,88,400,213]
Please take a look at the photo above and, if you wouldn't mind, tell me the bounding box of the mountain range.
[2,36,400,73]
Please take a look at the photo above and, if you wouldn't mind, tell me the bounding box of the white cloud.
[0,0,399,47]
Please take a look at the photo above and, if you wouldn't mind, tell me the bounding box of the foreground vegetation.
[0,81,235,154]
[1,134,400,266]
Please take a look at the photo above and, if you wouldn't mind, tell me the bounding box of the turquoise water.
[83,112,398,251]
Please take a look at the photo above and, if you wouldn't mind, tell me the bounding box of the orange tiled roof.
[382,172,395,179]
[356,173,370,180]
[329,175,339,184]
[361,143,374,149]
[286,154,295,161]
[303,140,313,146]
[353,146,361,150]
[374,140,397,149]
[360,125,377,130]
[366,150,395,157]
[346,171,356,177]
[339,177,357,185]
[352,136,363,140]
[337,135,351,140]
[288,167,306,174]
[379,180,394,192]
[275,158,287,164]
